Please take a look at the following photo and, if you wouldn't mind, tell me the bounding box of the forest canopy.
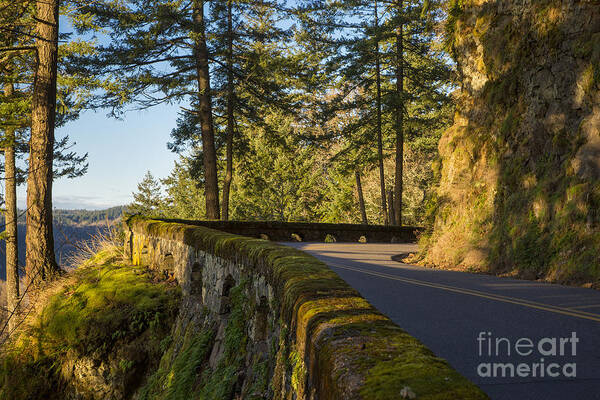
[115,0,454,226]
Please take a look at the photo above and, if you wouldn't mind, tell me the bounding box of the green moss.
[246,358,270,400]
[483,76,519,108]
[361,356,487,400]
[499,111,517,138]
[138,280,274,400]
[0,255,180,400]
[444,0,464,55]
[33,265,178,357]
[196,282,250,399]
[324,234,336,243]
[581,64,597,95]
[307,320,488,400]
[137,327,215,400]
[271,324,289,397]
[572,34,594,59]
[289,347,306,394]
[473,14,491,39]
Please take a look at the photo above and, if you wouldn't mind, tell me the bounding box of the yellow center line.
[329,262,600,323]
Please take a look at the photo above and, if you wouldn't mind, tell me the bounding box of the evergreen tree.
[167,0,294,220]
[25,0,62,286]
[229,111,325,222]
[0,0,31,326]
[296,0,451,225]
[1,82,20,331]
[161,159,206,219]
[128,171,165,216]
[0,0,90,294]
[65,0,221,218]
[72,0,293,220]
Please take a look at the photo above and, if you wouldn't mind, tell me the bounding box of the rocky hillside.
[421,0,600,285]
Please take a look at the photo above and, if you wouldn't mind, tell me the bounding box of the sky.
[16,105,180,210]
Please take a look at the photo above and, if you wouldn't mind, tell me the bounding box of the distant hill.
[0,206,125,280]
[53,206,126,226]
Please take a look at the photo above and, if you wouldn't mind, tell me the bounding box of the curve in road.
[283,242,600,400]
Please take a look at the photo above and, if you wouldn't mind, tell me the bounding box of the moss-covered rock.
[421,0,600,287]
[0,248,181,400]
[135,279,274,400]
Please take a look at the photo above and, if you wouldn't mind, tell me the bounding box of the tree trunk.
[374,0,388,226]
[393,0,404,226]
[388,189,395,225]
[26,0,60,287]
[222,0,234,221]
[355,170,368,225]
[4,82,19,331]
[193,0,220,220]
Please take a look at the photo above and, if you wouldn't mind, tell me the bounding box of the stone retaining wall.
[153,218,422,243]
[125,216,487,399]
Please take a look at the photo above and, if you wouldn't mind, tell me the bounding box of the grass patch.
[136,325,215,400]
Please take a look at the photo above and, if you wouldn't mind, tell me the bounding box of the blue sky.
[13,14,184,210]
[17,105,180,210]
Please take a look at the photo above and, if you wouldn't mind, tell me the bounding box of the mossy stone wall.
[151,218,422,243]
[126,216,487,399]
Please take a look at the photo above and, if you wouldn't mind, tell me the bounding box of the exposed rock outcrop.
[423,0,600,285]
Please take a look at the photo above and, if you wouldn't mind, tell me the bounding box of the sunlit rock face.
[423,0,600,285]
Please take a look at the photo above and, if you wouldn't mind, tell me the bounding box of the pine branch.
[0,46,35,52]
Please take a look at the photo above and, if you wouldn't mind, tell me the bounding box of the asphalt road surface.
[283,242,600,400]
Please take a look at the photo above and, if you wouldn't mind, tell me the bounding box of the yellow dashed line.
[329,263,600,323]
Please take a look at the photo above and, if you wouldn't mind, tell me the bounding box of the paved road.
[283,242,600,400]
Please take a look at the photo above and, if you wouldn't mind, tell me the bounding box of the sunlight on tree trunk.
[355,170,368,225]
[374,0,388,226]
[393,0,404,226]
[388,189,395,226]
[222,0,234,221]
[193,0,220,220]
[26,0,60,286]
[4,82,19,330]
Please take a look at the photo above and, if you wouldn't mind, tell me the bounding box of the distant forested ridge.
[0,206,125,280]
[53,206,126,226]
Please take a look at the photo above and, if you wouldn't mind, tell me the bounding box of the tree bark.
[388,189,395,226]
[355,170,368,225]
[222,0,234,221]
[4,82,19,331]
[193,0,220,220]
[26,0,60,287]
[393,0,404,226]
[374,0,388,226]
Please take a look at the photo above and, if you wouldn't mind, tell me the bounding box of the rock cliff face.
[423,0,600,284]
